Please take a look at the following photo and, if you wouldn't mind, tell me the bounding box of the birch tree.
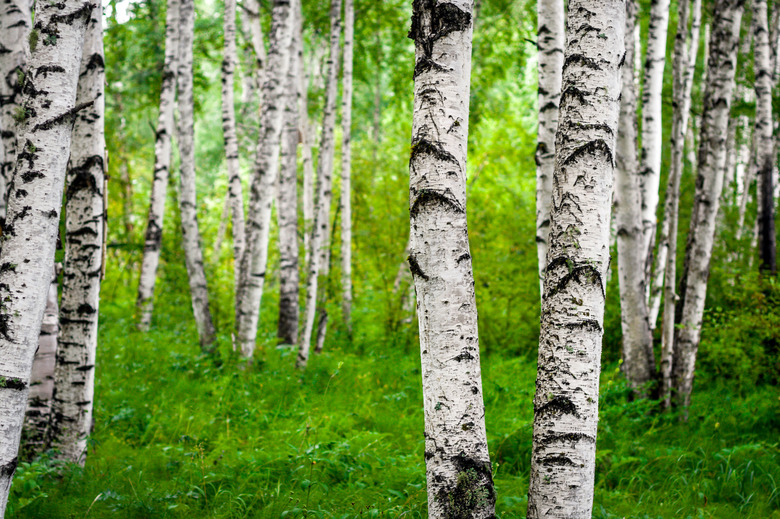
[527,0,624,515]
[0,0,92,511]
[407,1,495,516]
[0,0,31,223]
[674,0,744,411]
[49,9,105,463]
[297,0,341,369]
[177,0,216,351]
[534,0,564,294]
[234,0,294,358]
[299,34,316,272]
[340,0,354,334]
[615,0,655,393]
[136,0,180,331]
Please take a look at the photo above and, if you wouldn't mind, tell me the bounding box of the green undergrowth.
[7,292,779,518]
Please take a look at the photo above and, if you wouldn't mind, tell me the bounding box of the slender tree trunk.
[0,0,30,224]
[296,0,341,369]
[648,0,701,330]
[136,0,180,331]
[753,0,776,274]
[0,0,92,511]
[408,2,495,517]
[615,0,655,393]
[49,10,105,464]
[534,0,564,295]
[22,267,59,458]
[673,0,744,411]
[300,32,315,274]
[340,0,354,335]
[234,0,295,358]
[277,5,301,346]
[119,159,134,237]
[177,0,216,351]
[735,20,755,241]
[527,0,624,515]
[222,0,246,288]
[639,0,671,283]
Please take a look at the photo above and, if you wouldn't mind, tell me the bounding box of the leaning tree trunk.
[615,0,655,393]
[534,0,564,296]
[0,0,92,512]
[49,10,105,464]
[340,0,354,335]
[527,0,624,515]
[407,1,495,517]
[0,0,30,224]
[753,0,776,274]
[177,0,216,351]
[673,0,744,411]
[296,0,341,369]
[221,0,246,288]
[234,0,295,359]
[277,5,301,346]
[638,0,671,283]
[136,0,180,331]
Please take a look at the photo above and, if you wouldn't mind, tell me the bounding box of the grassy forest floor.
[7,274,780,518]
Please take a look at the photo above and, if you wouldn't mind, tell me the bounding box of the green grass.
[7,286,780,518]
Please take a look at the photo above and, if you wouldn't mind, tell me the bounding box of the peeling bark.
[340,0,354,335]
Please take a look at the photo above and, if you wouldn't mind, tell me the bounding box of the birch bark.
[234,0,294,358]
[534,0,564,295]
[177,0,216,351]
[615,0,655,393]
[49,9,105,463]
[0,0,92,511]
[0,0,31,223]
[674,0,744,411]
[408,1,495,517]
[136,0,180,331]
[296,0,341,369]
[300,34,315,273]
[340,0,354,334]
[527,0,624,515]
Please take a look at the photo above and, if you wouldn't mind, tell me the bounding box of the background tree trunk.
[340,0,354,335]
[527,0,624,515]
[0,0,92,510]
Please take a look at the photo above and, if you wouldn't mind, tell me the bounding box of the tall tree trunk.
[49,10,105,464]
[527,0,624,515]
[340,0,354,335]
[234,0,295,359]
[534,0,564,295]
[221,0,246,288]
[408,1,495,517]
[639,0,671,283]
[673,0,744,411]
[296,0,341,369]
[177,0,216,351]
[0,0,30,225]
[753,0,776,274]
[277,5,301,346]
[136,0,180,331]
[22,267,59,458]
[615,0,655,393]
[300,33,315,274]
[0,0,92,511]
[734,20,755,243]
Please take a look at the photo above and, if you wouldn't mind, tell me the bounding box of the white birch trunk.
[638,0,671,282]
[296,0,341,369]
[340,0,354,334]
[0,0,92,511]
[534,0,564,295]
[615,0,655,392]
[136,0,180,331]
[527,0,624,515]
[49,10,105,464]
[234,0,294,359]
[0,0,30,223]
[277,6,301,346]
[673,0,744,411]
[408,2,495,517]
[300,34,315,273]
[177,0,216,351]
